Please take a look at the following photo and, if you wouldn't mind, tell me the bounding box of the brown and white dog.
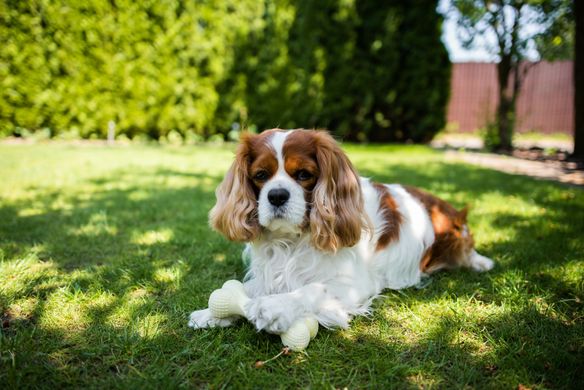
[189,129,494,332]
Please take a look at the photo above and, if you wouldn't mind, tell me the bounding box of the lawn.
[1,142,583,389]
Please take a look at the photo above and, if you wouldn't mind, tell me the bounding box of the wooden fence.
[447,61,574,134]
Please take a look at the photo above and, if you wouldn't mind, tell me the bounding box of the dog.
[189,129,494,333]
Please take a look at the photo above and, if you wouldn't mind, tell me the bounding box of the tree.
[448,0,574,152]
[233,0,450,143]
[574,0,584,158]
[1,0,450,142]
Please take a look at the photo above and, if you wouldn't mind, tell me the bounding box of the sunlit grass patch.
[132,229,174,246]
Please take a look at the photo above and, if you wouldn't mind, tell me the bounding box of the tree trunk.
[574,0,584,158]
[495,56,515,152]
[497,96,514,152]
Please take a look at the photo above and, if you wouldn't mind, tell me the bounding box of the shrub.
[0,0,450,142]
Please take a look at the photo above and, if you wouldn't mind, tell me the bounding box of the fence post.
[107,121,116,145]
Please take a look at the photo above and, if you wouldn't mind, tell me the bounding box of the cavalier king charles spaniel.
[189,129,494,333]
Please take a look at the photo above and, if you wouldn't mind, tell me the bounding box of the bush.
[0,0,450,142]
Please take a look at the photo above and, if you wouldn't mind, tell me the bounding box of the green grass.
[1,142,583,389]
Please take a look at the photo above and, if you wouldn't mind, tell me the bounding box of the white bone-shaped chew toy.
[208,280,318,351]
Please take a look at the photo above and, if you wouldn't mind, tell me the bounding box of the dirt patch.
[443,148,584,187]
[432,135,583,187]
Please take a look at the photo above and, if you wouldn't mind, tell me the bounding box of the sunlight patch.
[106,297,150,329]
[0,250,60,298]
[17,207,45,217]
[127,190,150,201]
[213,253,226,263]
[135,313,167,340]
[39,289,117,340]
[128,287,151,300]
[153,265,183,285]
[406,373,440,388]
[72,210,117,237]
[40,292,88,334]
[133,229,173,245]
[5,297,38,322]
[451,328,493,356]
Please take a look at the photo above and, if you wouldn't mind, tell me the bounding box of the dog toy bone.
[208,280,318,351]
[280,316,318,351]
[208,280,249,318]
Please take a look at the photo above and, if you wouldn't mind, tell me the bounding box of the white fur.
[377,184,434,289]
[469,250,495,271]
[189,130,494,333]
[257,131,306,233]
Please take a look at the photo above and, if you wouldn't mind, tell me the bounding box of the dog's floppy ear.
[209,134,260,241]
[310,131,366,252]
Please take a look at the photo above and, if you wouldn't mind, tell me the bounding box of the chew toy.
[208,280,318,351]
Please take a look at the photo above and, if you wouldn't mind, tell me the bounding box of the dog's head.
[209,129,365,252]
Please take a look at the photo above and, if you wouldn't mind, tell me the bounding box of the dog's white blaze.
[270,130,290,170]
[257,130,305,232]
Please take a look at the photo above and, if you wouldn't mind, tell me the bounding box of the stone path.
[442,150,584,187]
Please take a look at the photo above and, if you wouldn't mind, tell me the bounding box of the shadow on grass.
[1,161,583,387]
[319,303,581,388]
[0,167,249,386]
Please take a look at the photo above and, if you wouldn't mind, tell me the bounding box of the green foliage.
[0,0,261,140]
[450,0,574,61]
[534,0,575,60]
[480,120,500,151]
[1,0,449,142]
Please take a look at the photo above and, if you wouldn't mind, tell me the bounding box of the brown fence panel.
[447,61,574,135]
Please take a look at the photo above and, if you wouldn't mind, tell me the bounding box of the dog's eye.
[253,170,269,182]
[295,170,313,181]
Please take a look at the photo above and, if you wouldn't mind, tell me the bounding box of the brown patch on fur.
[404,186,474,273]
[372,183,402,251]
[283,131,319,191]
[248,140,278,192]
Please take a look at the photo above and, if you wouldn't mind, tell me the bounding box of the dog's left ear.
[310,131,366,252]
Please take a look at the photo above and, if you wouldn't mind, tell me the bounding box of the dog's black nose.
[268,188,290,207]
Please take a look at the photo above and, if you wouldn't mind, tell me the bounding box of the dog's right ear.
[310,131,366,252]
[209,134,260,241]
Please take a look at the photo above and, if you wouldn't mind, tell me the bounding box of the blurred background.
[0,0,579,153]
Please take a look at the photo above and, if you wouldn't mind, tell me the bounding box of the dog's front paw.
[188,308,237,329]
[245,296,300,334]
[470,251,495,272]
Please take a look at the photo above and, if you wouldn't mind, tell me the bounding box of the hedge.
[0,0,450,142]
